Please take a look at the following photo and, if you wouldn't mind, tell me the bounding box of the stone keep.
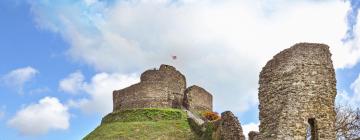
[258,43,337,139]
[113,64,186,111]
[113,64,213,113]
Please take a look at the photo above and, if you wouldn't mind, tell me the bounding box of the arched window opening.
[306,118,318,140]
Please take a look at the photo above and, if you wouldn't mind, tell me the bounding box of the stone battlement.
[113,64,213,113]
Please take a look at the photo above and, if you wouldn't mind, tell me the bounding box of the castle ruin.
[113,64,213,113]
[112,64,245,140]
[110,42,338,140]
[258,43,337,139]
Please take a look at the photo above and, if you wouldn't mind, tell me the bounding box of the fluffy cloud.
[64,72,139,115]
[336,90,354,106]
[59,71,85,94]
[7,97,70,136]
[339,72,360,107]
[342,0,360,42]
[332,14,360,69]
[336,72,360,107]
[2,66,38,93]
[242,122,259,139]
[28,0,355,113]
[350,73,360,103]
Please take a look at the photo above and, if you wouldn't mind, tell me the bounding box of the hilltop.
[84,64,245,140]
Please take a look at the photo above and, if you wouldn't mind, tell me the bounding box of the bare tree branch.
[335,105,360,139]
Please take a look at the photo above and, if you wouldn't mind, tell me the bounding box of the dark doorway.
[306,118,318,140]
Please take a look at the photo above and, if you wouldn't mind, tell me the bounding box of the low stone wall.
[219,111,246,140]
[183,85,213,113]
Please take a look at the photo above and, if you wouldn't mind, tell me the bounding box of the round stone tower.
[113,64,186,111]
[258,43,337,139]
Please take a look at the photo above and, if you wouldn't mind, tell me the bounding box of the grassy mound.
[83,108,199,140]
[101,108,186,123]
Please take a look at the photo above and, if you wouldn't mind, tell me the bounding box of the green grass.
[83,108,199,140]
[101,108,186,124]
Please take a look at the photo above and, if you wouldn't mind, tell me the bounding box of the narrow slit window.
[306,118,318,140]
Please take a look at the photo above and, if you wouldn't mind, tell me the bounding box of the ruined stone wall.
[183,85,213,113]
[113,64,186,111]
[219,111,246,140]
[258,43,337,139]
[248,131,259,140]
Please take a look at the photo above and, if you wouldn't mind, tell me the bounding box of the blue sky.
[0,0,360,139]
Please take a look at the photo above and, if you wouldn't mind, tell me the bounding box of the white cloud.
[336,72,360,108]
[65,72,139,115]
[7,97,70,136]
[340,73,360,106]
[2,66,38,93]
[351,74,360,103]
[83,0,97,6]
[331,11,360,69]
[29,0,354,113]
[336,90,352,105]
[59,71,85,94]
[242,122,259,139]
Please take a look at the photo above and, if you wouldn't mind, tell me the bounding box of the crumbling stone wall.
[219,111,246,140]
[183,85,213,113]
[258,43,337,139]
[248,131,259,140]
[113,64,186,111]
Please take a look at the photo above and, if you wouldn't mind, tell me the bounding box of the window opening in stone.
[306,118,318,140]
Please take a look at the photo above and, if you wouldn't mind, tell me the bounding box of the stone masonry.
[248,131,259,140]
[219,111,246,140]
[258,43,337,139]
[113,64,186,111]
[183,85,213,113]
[113,64,213,112]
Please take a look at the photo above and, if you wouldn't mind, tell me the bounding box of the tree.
[335,105,360,139]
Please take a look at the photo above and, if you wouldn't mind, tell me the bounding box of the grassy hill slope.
[83,108,199,140]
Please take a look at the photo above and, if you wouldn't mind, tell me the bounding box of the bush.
[203,111,220,121]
